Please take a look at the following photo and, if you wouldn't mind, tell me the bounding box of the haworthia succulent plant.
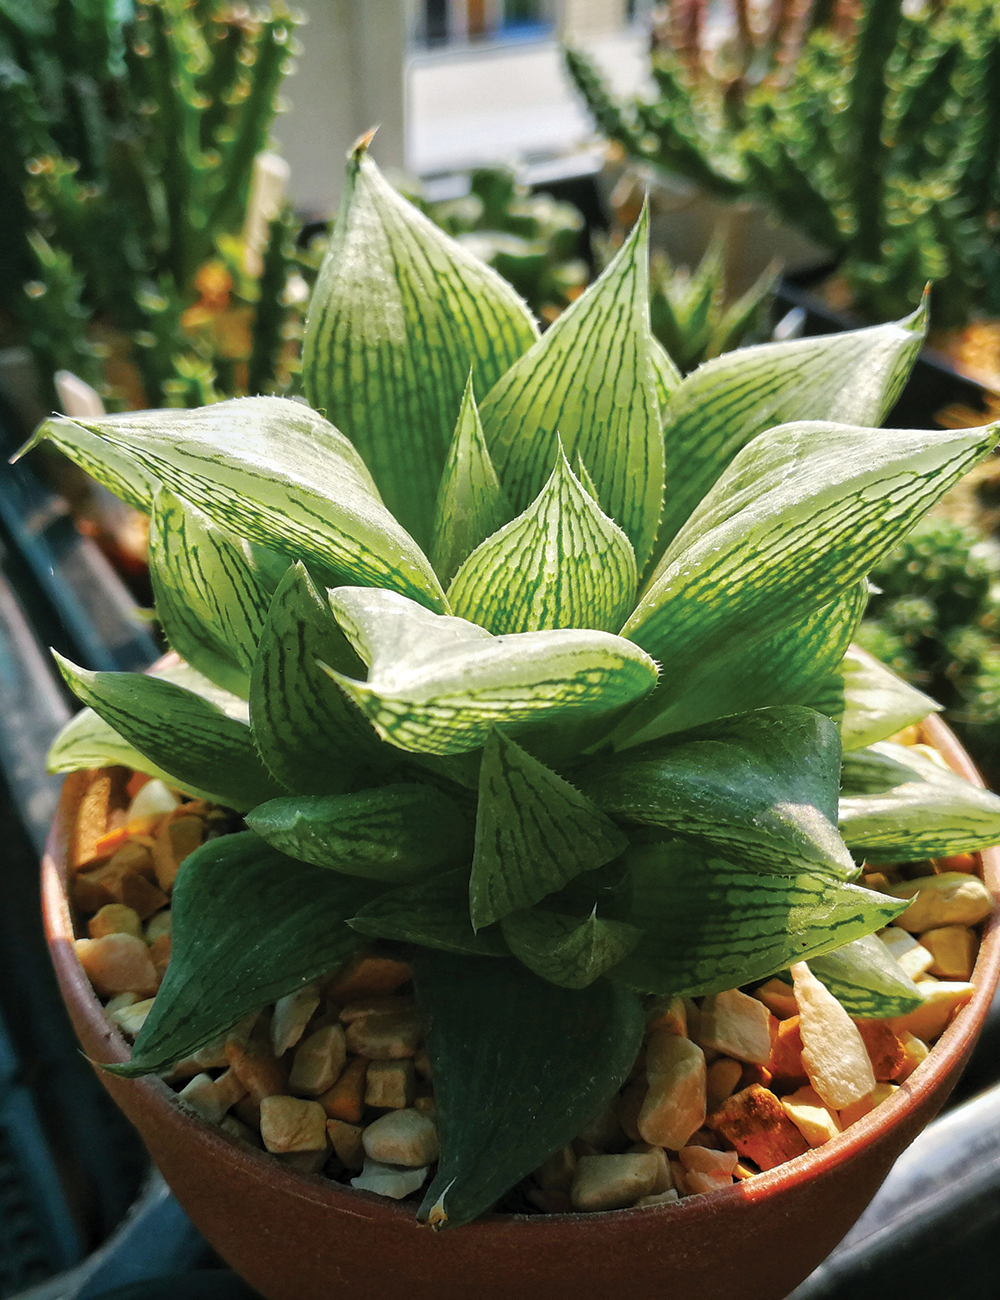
[27,141,1000,1229]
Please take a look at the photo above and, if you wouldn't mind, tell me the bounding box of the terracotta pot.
[42,716,1000,1300]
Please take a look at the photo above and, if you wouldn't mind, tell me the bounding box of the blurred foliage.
[0,0,308,408]
[859,515,1000,784]
[566,0,1000,327]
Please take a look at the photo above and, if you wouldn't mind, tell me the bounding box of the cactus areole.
[23,139,1000,1229]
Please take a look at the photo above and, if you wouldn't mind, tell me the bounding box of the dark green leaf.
[348,868,508,957]
[106,833,375,1077]
[501,908,641,988]
[415,953,644,1227]
[470,731,628,928]
[582,706,856,879]
[611,840,907,997]
[809,934,923,1018]
[245,784,473,882]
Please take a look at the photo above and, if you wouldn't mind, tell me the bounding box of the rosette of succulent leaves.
[566,0,1000,326]
[23,141,1000,1228]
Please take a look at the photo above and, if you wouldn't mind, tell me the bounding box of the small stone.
[219,1114,262,1147]
[636,1189,680,1208]
[339,995,416,1023]
[752,978,798,1019]
[88,904,143,941]
[276,1148,328,1175]
[638,1030,706,1150]
[73,772,114,868]
[888,980,974,1042]
[791,962,875,1108]
[271,985,322,1056]
[413,1094,436,1116]
[148,934,171,979]
[326,1119,366,1171]
[768,1017,807,1089]
[570,1153,661,1212]
[894,1031,930,1081]
[685,1169,734,1195]
[350,1157,429,1199]
[854,1020,906,1081]
[646,995,687,1036]
[706,1058,743,1109]
[838,1081,900,1127]
[920,926,978,980]
[887,872,993,932]
[780,1086,842,1147]
[104,992,139,1016]
[288,1024,347,1097]
[365,1058,416,1109]
[74,933,159,997]
[363,1108,439,1167]
[326,954,412,1001]
[345,1011,422,1060]
[144,910,172,943]
[878,928,934,980]
[225,1037,287,1103]
[707,1085,809,1171]
[677,1146,738,1176]
[213,1067,249,1112]
[628,1143,673,1193]
[319,1056,369,1122]
[152,815,203,892]
[110,997,155,1039]
[576,1104,623,1150]
[177,1072,226,1124]
[697,988,774,1065]
[259,1095,328,1153]
[535,1145,577,1191]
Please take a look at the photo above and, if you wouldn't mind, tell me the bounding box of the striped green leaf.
[325,588,659,756]
[348,868,508,957]
[29,398,447,612]
[15,418,159,513]
[581,706,856,880]
[624,420,996,718]
[501,908,641,989]
[250,565,384,795]
[648,332,682,410]
[480,207,665,568]
[837,645,940,751]
[654,303,927,554]
[611,841,907,997]
[809,934,923,1018]
[429,375,511,587]
[245,785,473,883]
[840,744,921,795]
[622,580,867,745]
[150,489,280,699]
[447,449,637,635]
[105,833,375,1077]
[47,661,248,801]
[302,141,538,549]
[839,740,1000,859]
[470,731,628,929]
[415,953,644,1228]
[55,654,283,813]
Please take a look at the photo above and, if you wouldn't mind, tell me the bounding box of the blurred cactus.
[566,0,1000,326]
[1,0,303,408]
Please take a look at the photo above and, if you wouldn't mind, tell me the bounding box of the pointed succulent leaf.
[55,654,283,812]
[582,706,856,879]
[625,581,867,743]
[654,303,928,551]
[624,420,997,713]
[29,398,447,611]
[470,731,629,928]
[429,376,511,586]
[302,141,538,548]
[809,934,923,1018]
[709,259,782,359]
[348,868,508,957]
[447,449,637,634]
[611,841,907,997]
[15,417,159,512]
[105,833,375,1077]
[245,785,473,883]
[500,908,641,989]
[839,740,1000,859]
[480,207,665,568]
[325,590,659,756]
[837,645,940,751]
[840,744,923,795]
[415,953,644,1228]
[250,565,384,795]
[648,332,682,410]
[149,489,279,698]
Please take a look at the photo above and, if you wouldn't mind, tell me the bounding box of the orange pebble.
[318,1056,369,1122]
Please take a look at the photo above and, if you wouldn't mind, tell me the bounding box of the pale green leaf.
[15,416,159,512]
[648,331,682,409]
[809,934,923,1017]
[149,489,279,699]
[249,564,384,795]
[623,420,997,721]
[29,397,447,612]
[447,448,637,634]
[839,740,1000,859]
[415,953,644,1227]
[611,840,907,996]
[470,731,628,929]
[655,302,928,552]
[429,375,511,587]
[837,645,940,751]
[54,654,283,812]
[480,206,665,568]
[348,868,508,957]
[582,706,856,879]
[105,833,375,1077]
[302,142,538,548]
[245,785,473,883]
[325,588,659,756]
[500,908,641,988]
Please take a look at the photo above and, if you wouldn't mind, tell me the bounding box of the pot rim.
[41,713,1000,1235]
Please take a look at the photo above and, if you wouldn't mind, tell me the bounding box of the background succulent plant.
[24,141,1000,1228]
[566,0,1000,326]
